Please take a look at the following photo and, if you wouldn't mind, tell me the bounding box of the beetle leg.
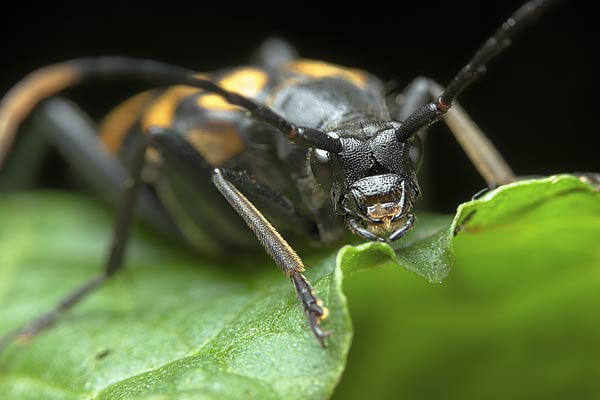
[0,128,159,352]
[212,168,331,344]
[291,272,331,348]
[4,97,175,232]
[120,129,329,344]
[216,168,318,239]
[0,276,108,351]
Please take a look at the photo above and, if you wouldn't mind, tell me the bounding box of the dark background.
[0,0,597,213]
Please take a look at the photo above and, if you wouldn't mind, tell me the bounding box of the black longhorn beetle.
[0,0,561,349]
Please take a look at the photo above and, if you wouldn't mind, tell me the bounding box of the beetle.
[0,0,560,349]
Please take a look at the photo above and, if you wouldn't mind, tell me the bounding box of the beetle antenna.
[0,57,341,166]
[395,0,562,141]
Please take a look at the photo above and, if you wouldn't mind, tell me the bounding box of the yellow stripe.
[184,126,244,166]
[141,86,200,130]
[198,68,268,111]
[99,91,156,153]
[287,59,368,89]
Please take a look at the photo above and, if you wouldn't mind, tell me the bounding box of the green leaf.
[0,190,448,400]
[334,174,600,400]
[1,174,597,399]
[0,193,347,400]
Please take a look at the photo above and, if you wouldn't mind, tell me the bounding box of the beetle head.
[309,121,422,241]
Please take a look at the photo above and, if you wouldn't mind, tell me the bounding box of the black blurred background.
[0,0,597,213]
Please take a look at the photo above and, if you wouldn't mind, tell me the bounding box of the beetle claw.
[291,272,332,347]
[307,299,332,347]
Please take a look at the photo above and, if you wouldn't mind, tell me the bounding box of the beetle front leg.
[146,131,331,345]
[212,168,331,346]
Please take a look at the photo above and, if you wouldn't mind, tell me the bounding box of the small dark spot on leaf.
[95,349,111,360]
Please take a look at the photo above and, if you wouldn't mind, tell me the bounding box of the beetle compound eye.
[310,148,334,190]
[407,135,424,170]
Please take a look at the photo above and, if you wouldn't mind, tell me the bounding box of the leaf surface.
[1,174,597,399]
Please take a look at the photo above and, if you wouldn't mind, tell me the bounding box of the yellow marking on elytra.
[287,59,369,88]
[185,126,245,166]
[198,68,268,111]
[0,63,80,166]
[99,91,156,153]
[142,86,200,130]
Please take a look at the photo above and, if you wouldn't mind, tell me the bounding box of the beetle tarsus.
[308,310,332,348]
[0,273,107,354]
[291,272,331,347]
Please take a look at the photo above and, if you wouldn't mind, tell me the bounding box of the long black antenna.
[395,0,562,141]
[0,57,341,166]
